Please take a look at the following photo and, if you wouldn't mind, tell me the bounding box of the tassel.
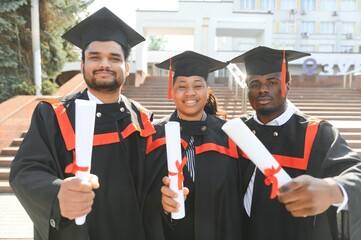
[168,58,173,99]
[281,50,286,98]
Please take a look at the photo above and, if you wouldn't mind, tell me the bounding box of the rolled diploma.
[222,118,291,188]
[75,99,96,225]
[165,121,185,219]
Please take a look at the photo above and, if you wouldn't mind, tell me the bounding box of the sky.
[88,0,178,28]
[87,0,190,51]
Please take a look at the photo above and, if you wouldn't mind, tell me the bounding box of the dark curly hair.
[203,87,227,119]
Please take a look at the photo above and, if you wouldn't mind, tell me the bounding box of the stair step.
[140,103,361,112]
[353,149,361,157]
[148,108,361,116]
[346,140,361,148]
[132,98,361,104]
[340,132,361,140]
[0,147,19,156]
[0,156,13,167]
[0,180,12,193]
[11,138,23,147]
[0,167,10,180]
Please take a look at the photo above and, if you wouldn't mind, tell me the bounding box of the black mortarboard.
[156,51,228,99]
[229,46,310,97]
[62,7,145,50]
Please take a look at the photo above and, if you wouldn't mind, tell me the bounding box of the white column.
[31,0,42,95]
[201,17,209,55]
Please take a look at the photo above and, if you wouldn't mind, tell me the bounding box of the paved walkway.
[0,193,33,240]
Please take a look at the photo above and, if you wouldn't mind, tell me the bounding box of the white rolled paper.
[75,99,97,225]
[222,118,291,188]
[165,121,185,219]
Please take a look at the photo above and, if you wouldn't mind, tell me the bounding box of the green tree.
[148,35,166,51]
[0,0,94,102]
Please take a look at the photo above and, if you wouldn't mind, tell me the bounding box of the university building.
[131,0,361,87]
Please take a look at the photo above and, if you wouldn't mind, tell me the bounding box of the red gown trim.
[241,119,321,170]
[146,134,238,159]
[196,138,239,158]
[43,98,155,174]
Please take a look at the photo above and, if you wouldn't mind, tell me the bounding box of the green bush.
[42,79,58,95]
[0,0,93,103]
[13,80,36,95]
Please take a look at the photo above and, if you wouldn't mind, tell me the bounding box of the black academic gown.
[241,111,361,240]
[9,89,155,240]
[142,111,243,240]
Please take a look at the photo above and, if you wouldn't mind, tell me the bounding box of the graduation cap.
[229,46,310,97]
[156,51,228,99]
[62,7,145,50]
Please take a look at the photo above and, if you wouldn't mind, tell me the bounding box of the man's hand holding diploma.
[58,174,99,220]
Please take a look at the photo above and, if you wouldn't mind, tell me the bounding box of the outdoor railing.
[226,63,248,114]
[343,68,361,88]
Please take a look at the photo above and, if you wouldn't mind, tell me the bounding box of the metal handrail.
[226,63,248,114]
[343,68,361,88]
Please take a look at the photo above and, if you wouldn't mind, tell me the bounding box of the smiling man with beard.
[229,46,361,240]
[10,7,155,240]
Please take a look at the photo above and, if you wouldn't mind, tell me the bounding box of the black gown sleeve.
[9,102,75,238]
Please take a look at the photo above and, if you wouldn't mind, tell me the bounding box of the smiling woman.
[155,51,227,119]
[142,51,243,240]
[172,75,208,120]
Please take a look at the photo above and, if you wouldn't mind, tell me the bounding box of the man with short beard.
[10,7,155,240]
[229,46,361,240]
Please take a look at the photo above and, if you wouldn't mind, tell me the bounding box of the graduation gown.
[241,111,361,240]
[142,111,243,240]
[9,90,155,240]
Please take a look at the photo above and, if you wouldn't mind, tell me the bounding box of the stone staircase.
[122,77,361,154]
[0,134,24,193]
[0,74,86,193]
[123,77,361,116]
[0,76,360,193]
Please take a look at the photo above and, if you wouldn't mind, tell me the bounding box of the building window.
[340,0,356,11]
[216,36,232,51]
[300,45,314,52]
[279,0,296,10]
[340,45,353,53]
[320,0,336,10]
[301,21,315,34]
[237,42,257,52]
[320,22,334,34]
[319,44,334,52]
[279,45,295,50]
[342,22,354,34]
[216,37,255,52]
[239,0,255,9]
[260,0,275,10]
[279,21,295,33]
[301,0,316,11]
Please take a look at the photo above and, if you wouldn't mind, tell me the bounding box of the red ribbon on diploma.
[264,164,282,199]
[65,151,90,175]
[168,156,187,190]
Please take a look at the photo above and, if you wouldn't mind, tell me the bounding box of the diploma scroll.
[165,121,185,219]
[75,99,96,225]
[222,118,292,198]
